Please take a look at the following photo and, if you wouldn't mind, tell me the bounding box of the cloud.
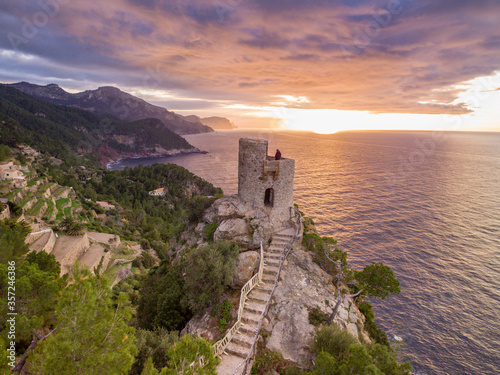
[0,0,499,117]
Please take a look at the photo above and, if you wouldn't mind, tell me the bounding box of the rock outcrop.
[214,218,252,248]
[264,242,370,366]
[232,251,260,288]
[205,195,278,251]
[185,195,370,372]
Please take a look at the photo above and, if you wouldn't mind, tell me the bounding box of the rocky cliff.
[184,195,370,368]
[185,115,236,129]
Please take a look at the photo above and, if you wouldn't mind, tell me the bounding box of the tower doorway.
[264,188,274,207]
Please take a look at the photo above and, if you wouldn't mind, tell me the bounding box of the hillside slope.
[8,82,213,135]
[0,85,198,166]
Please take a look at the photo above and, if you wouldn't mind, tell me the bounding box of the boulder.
[251,219,274,248]
[232,251,260,288]
[211,195,249,218]
[183,311,219,342]
[195,223,205,235]
[214,218,252,248]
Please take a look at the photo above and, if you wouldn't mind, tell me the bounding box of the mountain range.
[0,85,201,167]
[7,82,234,135]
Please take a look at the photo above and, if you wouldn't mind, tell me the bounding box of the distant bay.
[112,129,500,375]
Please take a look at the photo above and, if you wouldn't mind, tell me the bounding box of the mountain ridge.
[7,82,217,135]
[0,85,202,167]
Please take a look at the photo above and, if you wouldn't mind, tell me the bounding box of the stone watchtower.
[238,138,295,223]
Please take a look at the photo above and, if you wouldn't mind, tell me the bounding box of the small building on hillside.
[19,145,39,158]
[149,188,166,196]
[96,201,115,211]
[0,162,25,186]
[13,176,27,188]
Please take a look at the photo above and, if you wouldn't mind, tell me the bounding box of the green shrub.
[251,343,291,375]
[309,351,338,375]
[188,196,215,223]
[183,241,239,313]
[137,262,191,331]
[132,257,141,268]
[129,328,179,375]
[0,144,11,162]
[309,324,412,375]
[202,222,219,242]
[358,302,389,347]
[354,262,401,300]
[308,307,329,327]
[301,233,340,274]
[214,300,232,333]
[25,251,61,275]
[141,252,156,268]
[165,334,219,375]
[312,325,357,362]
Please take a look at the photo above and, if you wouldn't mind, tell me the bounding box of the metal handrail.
[214,241,264,357]
[235,209,302,374]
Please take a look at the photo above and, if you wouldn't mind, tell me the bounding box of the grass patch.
[55,197,70,212]
[26,198,46,216]
[44,199,55,220]
[27,177,42,187]
[18,194,35,208]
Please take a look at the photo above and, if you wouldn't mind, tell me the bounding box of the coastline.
[106,147,208,170]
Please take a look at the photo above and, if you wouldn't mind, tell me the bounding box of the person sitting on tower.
[275,149,282,160]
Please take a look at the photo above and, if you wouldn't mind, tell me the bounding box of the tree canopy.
[28,266,137,375]
[355,262,401,300]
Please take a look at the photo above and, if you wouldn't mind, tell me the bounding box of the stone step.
[265,258,280,267]
[225,342,248,359]
[217,354,246,375]
[261,273,278,283]
[245,301,265,315]
[264,252,281,260]
[272,237,289,241]
[267,247,283,253]
[247,290,270,303]
[263,266,279,276]
[256,283,274,293]
[232,332,254,348]
[272,239,289,245]
[241,305,265,323]
[239,320,258,335]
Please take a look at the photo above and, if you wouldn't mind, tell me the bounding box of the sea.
[111,129,500,375]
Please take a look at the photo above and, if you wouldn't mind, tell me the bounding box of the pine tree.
[28,266,137,374]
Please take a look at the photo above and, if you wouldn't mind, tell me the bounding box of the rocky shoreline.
[106,147,208,169]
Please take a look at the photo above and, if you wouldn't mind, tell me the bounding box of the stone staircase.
[217,229,295,375]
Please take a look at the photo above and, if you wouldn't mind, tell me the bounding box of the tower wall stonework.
[238,138,295,223]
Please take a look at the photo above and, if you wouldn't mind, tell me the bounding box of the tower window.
[264,188,274,207]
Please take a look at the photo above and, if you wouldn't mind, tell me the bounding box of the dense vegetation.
[0,85,194,167]
[85,163,221,253]
[307,325,411,375]
[0,143,223,374]
[0,144,11,162]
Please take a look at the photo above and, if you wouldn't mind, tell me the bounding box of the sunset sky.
[1,0,499,132]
